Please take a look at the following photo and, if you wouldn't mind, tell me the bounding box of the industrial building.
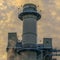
[6,3,60,60]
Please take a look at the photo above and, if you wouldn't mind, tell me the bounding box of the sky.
[0,0,60,60]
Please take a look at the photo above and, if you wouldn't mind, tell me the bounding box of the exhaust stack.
[18,3,41,47]
[18,3,41,60]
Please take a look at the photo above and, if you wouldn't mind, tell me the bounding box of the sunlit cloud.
[56,17,60,21]
[54,0,60,9]
[51,11,57,16]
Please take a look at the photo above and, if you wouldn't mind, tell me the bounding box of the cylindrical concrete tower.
[18,3,41,46]
[18,3,41,60]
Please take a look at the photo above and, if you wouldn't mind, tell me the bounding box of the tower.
[43,38,52,60]
[7,33,18,60]
[18,3,41,60]
[6,3,53,60]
